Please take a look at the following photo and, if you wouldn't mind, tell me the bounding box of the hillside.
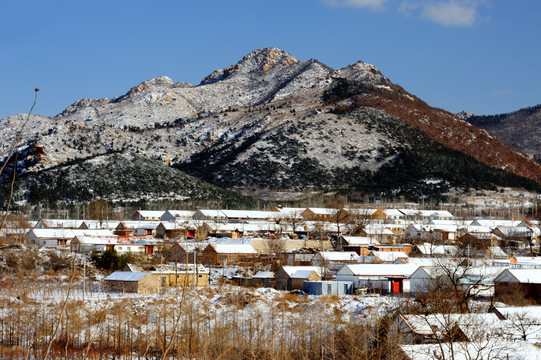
[1,47,540,207]
[466,105,541,163]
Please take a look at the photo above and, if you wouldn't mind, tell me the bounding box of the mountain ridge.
[1,47,540,207]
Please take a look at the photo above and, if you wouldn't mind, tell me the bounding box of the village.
[1,205,541,359]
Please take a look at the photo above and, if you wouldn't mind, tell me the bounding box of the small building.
[151,264,209,287]
[302,280,353,295]
[201,243,258,265]
[408,243,459,258]
[104,271,160,294]
[494,268,541,305]
[336,235,379,255]
[335,264,418,294]
[160,210,196,222]
[274,266,323,290]
[247,271,275,287]
[131,210,166,221]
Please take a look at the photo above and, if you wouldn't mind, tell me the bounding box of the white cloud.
[420,1,478,27]
[323,0,387,9]
[324,0,487,27]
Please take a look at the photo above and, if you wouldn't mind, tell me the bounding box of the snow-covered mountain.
[1,47,540,206]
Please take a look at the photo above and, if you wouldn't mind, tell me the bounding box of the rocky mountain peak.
[115,76,174,101]
[200,47,299,85]
[456,110,475,120]
[335,61,389,85]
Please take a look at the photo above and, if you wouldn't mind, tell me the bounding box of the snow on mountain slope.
[1,47,540,205]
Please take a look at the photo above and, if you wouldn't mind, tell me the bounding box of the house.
[150,264,209,287]
[396,313,506,344]
[408,243,459,257]
[336,235,379,255]
[372,243,412,255]
[273,266,323,290]
[160,210,196,222]
[155,221,197,239]
[70,235,118,253]
[247,271,275,288]
[409,264,503,297]
[397,209,454,222]
[271,206,306,221]
[492,226,534,248]
[458,232,502,249]
[26,228,115,248]
[360,225,397,244]
[404,224,459,242]
[471,246,509,259]
[491,306,541,346]
[157,242,205,263]
[103,271,160,294]
[201,243,258,265]
[371,209,405,223]
[283,250,320,266]
[494,268,541,304]
[34,219,85,229]
[131,210,165,221]
[335,264,419,294]
[301,208,344,222]
[114,221,161,237]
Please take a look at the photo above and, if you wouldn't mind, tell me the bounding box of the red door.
[392,280,400,293]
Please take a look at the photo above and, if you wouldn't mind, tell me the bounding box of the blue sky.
[1,0,540,119]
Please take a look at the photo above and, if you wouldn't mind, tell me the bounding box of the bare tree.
[87,198,113,228]
[345,207,373,236]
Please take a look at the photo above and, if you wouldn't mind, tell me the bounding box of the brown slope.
[334,83,541,184]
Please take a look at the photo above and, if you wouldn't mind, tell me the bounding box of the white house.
[335,264,419,294]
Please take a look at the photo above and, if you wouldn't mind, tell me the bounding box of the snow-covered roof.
[400,313,501,337]
[72,235,119,244]
[134,210,165,218]
[495,268,541,284]
[340,235,379,246]
[471,219,521,228]
[196,209,277,220]
[28,228,115,239]
[414,243,459,256]
[393,257,438,266]
[253,271,274,279]
[382,209,404,217]
[116,221,162,229]
[220,209,278,219]
[314,251,358,261]
[337,264,419,277]
[370,251,409,262]
[209,243,257,254]
[162,210,195,219]
[303,207,338,215]
[280,266,323,277]
[290,270,318,279]
[401,340,541,360]
[37,219,85,228]
[487,246,508,258]
[104,271,149,282]
[151,263,208,274]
